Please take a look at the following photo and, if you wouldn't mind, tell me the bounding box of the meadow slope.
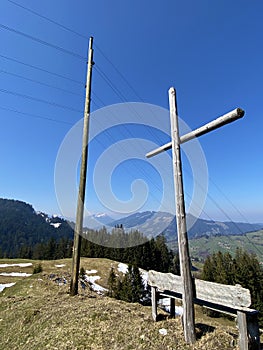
[0,258,246,349]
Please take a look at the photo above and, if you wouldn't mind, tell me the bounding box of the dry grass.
[0,258,243,349]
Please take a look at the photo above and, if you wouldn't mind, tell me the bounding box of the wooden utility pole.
[146,87,244,344]
[70,36,94,296]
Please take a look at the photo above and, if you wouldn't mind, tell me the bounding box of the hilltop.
[0,258,245,349]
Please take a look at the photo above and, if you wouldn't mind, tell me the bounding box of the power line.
[0,23,86,60]
[182,166,263,258]
[94,65,128,103]
[209,176,260,230]
[0,88,83,113]
[4,0,173,218]
[0,53,84,85]
[96,55,261,255]
[91,91,106,108]
[95,61,169,148]
[6,0,166,147]
[163,165,263,259]
[6,0,141,102]
[0,69,83,97]
[6,0,89,40]
[5,1,258,244]
[4,1,144,103]
[93,65,178,210]
[95,43,144,102]
[204,186,263,258]
[0,105,74,125]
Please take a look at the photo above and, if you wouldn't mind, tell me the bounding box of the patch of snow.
[0,272,32,277]
[95,213,107,218]
[55,264,66,268]
[0,263,32,268]
[175,306,183,316]
[139,269,148,288]
[158,298,183,316]
[159,328,168,336]
[85,275,107,294]
[85,269,97,274]
[117,263,128,274]
[117,264,148,289]
[117,264,148,288]
[50,222,61,228]
[0,283,16,293]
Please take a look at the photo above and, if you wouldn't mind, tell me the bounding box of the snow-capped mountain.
[83,213,115,229]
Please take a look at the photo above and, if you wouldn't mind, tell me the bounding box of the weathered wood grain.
[148,270,251,309]
[146,107,244,158]
[169,87,196,344]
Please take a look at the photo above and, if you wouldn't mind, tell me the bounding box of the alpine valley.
[0,198,262,259]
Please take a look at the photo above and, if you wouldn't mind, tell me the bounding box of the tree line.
[6,227,179,274]
[201,248,263,326]
[81,228,179,273]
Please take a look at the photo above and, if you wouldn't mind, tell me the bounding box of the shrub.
[33,263,43,274]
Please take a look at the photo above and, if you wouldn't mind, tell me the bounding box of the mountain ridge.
[0,198,262,257]
[108,210,263,240]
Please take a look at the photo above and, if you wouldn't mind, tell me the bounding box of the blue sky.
[0,0,262,224]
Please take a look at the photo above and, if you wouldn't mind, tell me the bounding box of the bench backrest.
[148,270,251,310]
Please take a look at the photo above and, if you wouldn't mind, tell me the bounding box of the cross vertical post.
[169,87,196,344]
[146,86,244,346]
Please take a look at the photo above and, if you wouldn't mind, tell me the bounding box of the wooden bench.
[148,270,260,350]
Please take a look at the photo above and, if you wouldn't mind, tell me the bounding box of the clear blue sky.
[0,0,262,224]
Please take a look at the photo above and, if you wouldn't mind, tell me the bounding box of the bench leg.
[170,297,175,318]
[151,286,157,321]
[237,311,248,350]
[237,311,260,350]
[247,312,260,350]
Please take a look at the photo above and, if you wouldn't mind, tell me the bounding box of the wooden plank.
[148,270,251,309]
[195,279,251,309]
[237,311,248,350]
[146,108,244,158]
[148,271,183,293]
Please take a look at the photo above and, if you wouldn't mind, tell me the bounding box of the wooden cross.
[146,87,244,344]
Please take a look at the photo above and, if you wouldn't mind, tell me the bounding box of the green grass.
[189,230,263,263]
[0,258,252,349]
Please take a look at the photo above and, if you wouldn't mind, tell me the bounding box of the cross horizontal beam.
[146,107,244,158]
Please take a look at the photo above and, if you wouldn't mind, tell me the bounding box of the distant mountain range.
[0,198,262,257]
[106,210,263,241]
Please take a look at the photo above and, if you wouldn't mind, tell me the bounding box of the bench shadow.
[156,314,170,321]
[195,323,216,340]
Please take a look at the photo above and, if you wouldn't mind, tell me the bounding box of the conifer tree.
[201,249,263,326]
[107,267,117,298]
[107,264,145,303]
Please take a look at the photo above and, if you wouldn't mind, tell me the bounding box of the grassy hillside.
[189,230,263,263]
[0,258,253,349]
